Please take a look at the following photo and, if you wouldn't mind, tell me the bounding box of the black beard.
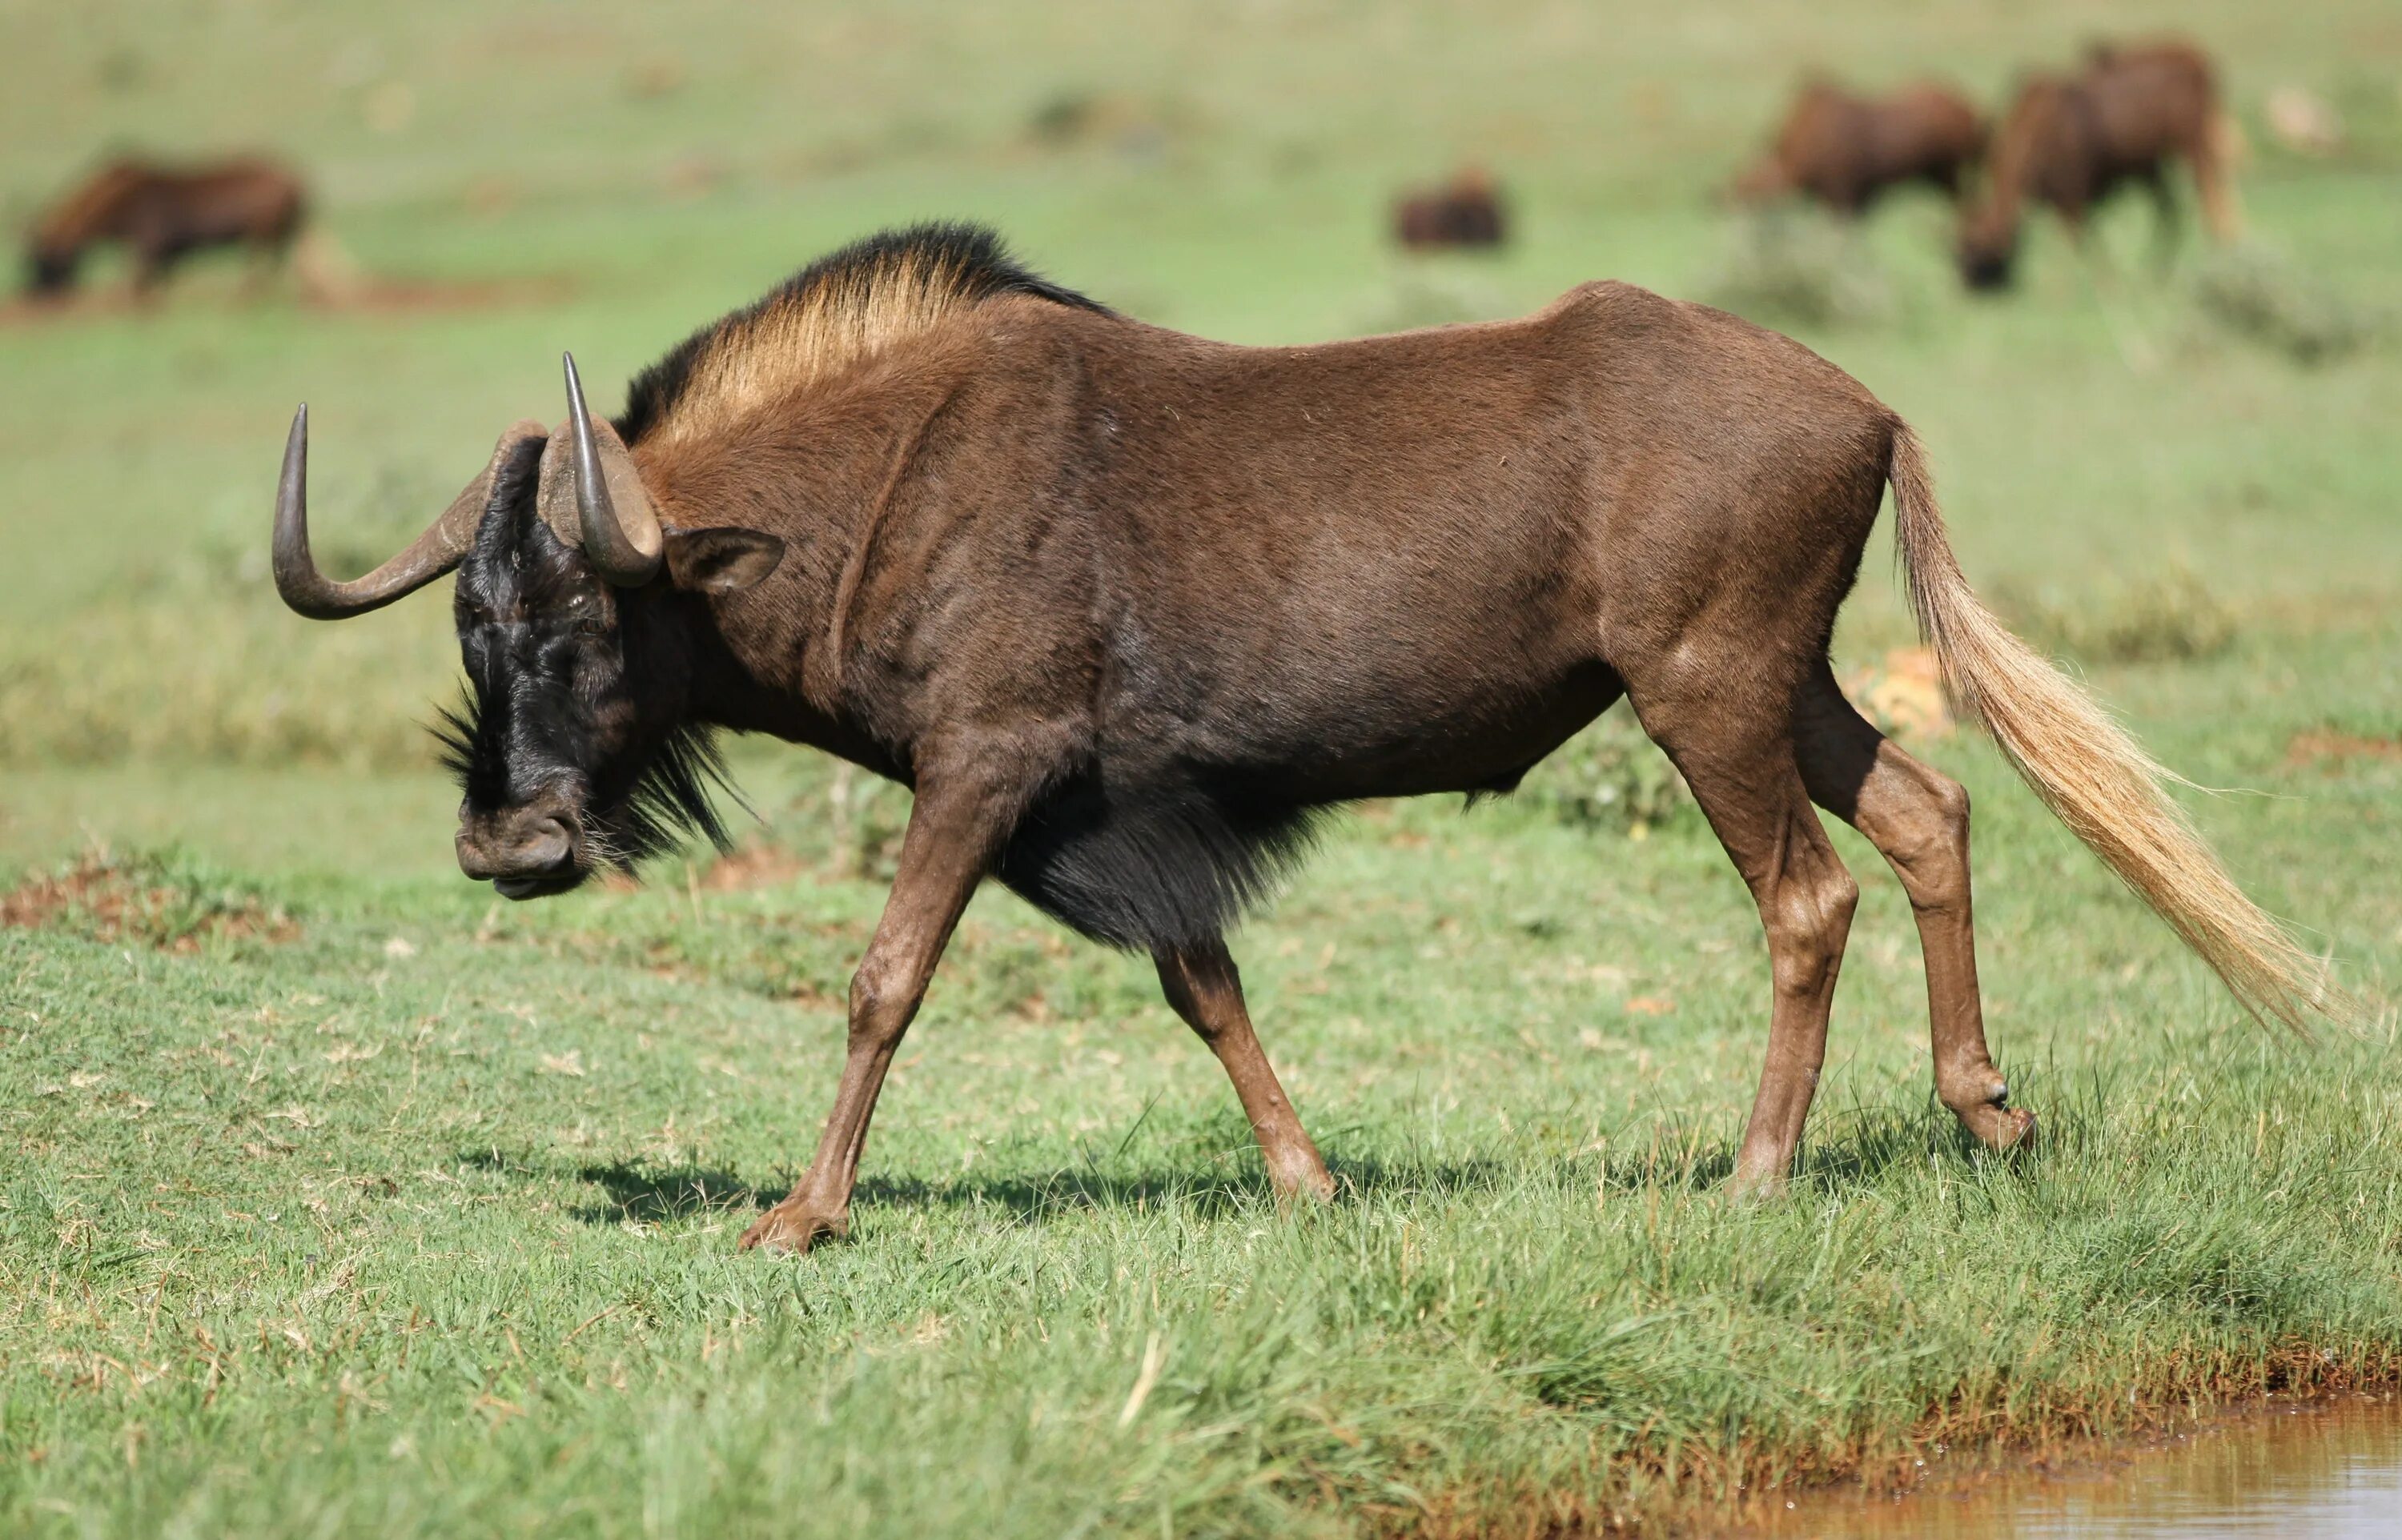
[434,695,741,875]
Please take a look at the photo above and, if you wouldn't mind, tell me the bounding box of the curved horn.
[272,407,544,620]
[563,351,663,586]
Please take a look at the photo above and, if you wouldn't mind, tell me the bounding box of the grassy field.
[4,1,2400,1534]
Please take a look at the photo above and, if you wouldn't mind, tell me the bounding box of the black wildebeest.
[1393,166,1507,250]
[271,224,2330,1253]
[1958,41,2239,290]
[24,156,307,298]
[1730,78,1986,216]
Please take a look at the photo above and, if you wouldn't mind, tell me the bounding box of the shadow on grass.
[1791,1090,2067,1186]
[551,1154,1514,1228]
[576,1161,773,1224]
[460,1092,2043,1231]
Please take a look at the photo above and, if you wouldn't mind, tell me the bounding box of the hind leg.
[2190,134,2239,242]
[1794,667,2034,1153]
[1630,679,1860,1192]
[2142,167,2182,276]
[239,235,289,301]
[1155,940,1335,1201]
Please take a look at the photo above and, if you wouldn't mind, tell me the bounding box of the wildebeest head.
[271,356,785,898]
[1954,208,2020,291]
[24,241,78,295]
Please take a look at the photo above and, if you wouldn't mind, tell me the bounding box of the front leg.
[739,768,1009,1253]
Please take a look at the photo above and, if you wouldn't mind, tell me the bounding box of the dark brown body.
[705,292,1857,812]
[641,283,1991,1245]
[24,157,306,296]
[1958,42,2237,288]
[1732,80,1986,215]
[273,227,2328,1255]
[1393,168,1507,249]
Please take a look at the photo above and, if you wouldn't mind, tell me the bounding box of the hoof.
[1273,1162,1339,1205]
[737,1201,846,1254]
[1724,1168,1789,1202]
[1946,1077,2037,1156]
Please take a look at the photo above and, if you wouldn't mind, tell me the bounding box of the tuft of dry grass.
[2193,243,2385,365]
[1993,567,2239,667]
[1701,208,1894,330]
[1348,268,1515,335]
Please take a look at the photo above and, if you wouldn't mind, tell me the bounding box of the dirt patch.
[0,273,574,327]
[2,852,298,952]
[1843,644,1953,740]
[698,842,808,892]
[2285,728,2402,769]
[300,274,578,315]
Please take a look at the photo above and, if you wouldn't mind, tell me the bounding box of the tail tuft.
[1886,421,2340,1031]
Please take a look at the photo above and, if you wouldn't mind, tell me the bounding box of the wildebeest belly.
[994,653,1621,952]
[993,647,1622,952]
[990,324,1635,948]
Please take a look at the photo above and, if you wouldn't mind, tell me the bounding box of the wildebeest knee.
[1893,776,1972,912]
[846,959,915,1045]
[1765,866,1858,997]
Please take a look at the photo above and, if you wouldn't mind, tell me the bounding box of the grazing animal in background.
[1730,78,1987,215]
[1958,41,2239,290]
[23,156,307,298]
[270,223,2332,1253]
[1393,166,1508,249]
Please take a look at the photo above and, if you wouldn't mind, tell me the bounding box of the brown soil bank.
[1742,1392,2401,1538]
[1404,1355,2402,1536]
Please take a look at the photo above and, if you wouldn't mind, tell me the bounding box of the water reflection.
[1746,1396,2402,1538]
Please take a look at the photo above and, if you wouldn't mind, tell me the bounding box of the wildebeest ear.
[661,527,785,593]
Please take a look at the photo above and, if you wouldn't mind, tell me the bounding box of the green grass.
[4,1,2401,1534]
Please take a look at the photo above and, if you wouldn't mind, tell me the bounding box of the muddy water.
[1745,1396,2402,1538]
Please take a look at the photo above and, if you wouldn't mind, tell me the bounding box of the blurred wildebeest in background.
[1393,166,1507,250]
[1729,78,1986,216]
[24,156,307,298]
[1958,41,2239,290]
[271,223,2331,1253]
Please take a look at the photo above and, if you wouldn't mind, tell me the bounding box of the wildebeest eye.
[556,592,606,636]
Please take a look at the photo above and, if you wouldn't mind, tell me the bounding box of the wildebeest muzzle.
[455,793,588,900]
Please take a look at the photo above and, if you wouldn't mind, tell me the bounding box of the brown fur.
[1393,166,1507,249]
[1732,78,1986,215]
[1958,41,2239,288]
[277,227,2338,1253]
[24,156,306,297]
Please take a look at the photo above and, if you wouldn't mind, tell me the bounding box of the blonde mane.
[617,224,1107,451]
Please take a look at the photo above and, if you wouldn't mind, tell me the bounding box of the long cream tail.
[1886,422,2335,1029]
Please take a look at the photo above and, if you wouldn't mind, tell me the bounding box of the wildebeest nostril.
[456,815,576,880]
[511,816,573,872]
